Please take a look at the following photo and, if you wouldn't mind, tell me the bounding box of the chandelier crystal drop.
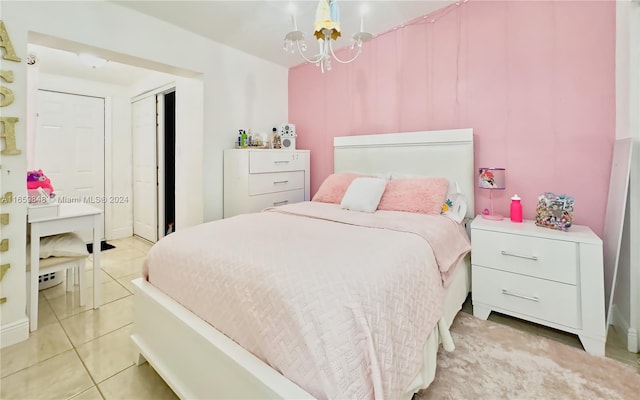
[283,0,372,73]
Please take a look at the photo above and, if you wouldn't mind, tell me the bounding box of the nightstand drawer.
[473,266,578,328]
[472,230,577,284]
[249,151,306,173]
[248,171,305,195]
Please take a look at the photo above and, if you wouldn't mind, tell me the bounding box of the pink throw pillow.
[312,173,365,204]
[377,177,449,214]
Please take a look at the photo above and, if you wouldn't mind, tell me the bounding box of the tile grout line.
[54,266,135,399]
[0,295,69,380]
[41,293,100,398]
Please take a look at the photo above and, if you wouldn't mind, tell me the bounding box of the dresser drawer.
[249,151,307,173]
[473,266,578,329]
[472,230,577,284]
[248,189,305,211]
[248,171,305,196]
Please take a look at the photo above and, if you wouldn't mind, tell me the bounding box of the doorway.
[162,91,176,236]
[132,89,176,243]
[26,42,204,239]
[34,89,105,241]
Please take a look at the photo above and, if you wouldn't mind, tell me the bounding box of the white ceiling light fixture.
[283,0,372,73]
[78,53,108,69]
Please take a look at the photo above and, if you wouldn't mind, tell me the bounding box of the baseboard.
[610,304,639,353]
[629,328,639,353]
[107,227,133,241]
[0,317,29,349]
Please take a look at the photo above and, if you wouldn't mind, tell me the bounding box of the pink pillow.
[312,173,365,204]
[377,177,449,214]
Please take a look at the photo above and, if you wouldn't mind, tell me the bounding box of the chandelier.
[283,0,372,73]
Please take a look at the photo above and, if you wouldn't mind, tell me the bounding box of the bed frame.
[131,128,474,399]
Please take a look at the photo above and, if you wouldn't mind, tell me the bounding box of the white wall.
[0,18,29,347]
[200,43,290,222]
[174,76,205,228]
[613,0,640,353]
[629,1,640,353]
[1,0,288,345]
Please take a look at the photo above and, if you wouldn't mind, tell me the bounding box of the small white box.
[28,203,60,221]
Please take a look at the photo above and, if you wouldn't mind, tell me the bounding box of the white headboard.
[334,129,474,218]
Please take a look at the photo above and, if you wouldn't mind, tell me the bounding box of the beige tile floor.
[0,236,178,400]
[1,237,638,399]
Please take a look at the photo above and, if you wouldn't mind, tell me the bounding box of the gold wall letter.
[0,192,13,204]
[0,117,20,155]
[0,239,8,252]
[0,213,8,225]
[0,264,9,280]
[0,21,21,62]
[0,297,6,304]
[0,70,15,107]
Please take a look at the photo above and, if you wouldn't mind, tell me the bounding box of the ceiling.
[111,0,456,68]
[30,1,455,85]
[27,44,162,86]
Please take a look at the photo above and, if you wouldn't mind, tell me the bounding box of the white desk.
[27,203,103,331]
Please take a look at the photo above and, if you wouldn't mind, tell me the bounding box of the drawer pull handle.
[502,289,539,302]
[273,200,289,206]
[273,180,289,185]
[274,160,290,164]
[500,250,538,261]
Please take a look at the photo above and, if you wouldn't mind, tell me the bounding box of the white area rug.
[418,313,640,399]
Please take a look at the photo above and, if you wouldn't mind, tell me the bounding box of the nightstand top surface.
[470,215,601,244]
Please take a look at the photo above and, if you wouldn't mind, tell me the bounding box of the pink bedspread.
[145,202,470,399]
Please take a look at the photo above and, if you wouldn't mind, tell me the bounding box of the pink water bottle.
[510,194,523,223]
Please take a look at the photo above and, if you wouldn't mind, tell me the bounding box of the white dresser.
[223,149,310,218]
[470,216,606,355]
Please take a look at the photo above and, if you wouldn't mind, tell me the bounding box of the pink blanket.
[264,202,470,284]
[145,202,470,399]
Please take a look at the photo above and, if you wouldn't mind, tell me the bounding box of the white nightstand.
[470,216,606,356]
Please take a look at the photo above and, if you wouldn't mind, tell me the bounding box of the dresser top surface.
[224,148,309,153]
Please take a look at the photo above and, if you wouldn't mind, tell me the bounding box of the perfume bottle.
[240,130,247,147]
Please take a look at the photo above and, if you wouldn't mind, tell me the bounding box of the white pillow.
[27,233,89,259]
[340,177,387,213]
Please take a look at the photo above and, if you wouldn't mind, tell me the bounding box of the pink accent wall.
[289,0,615,237]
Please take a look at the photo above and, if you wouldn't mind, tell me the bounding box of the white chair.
[26,256,87,321]
[26,232,91,330]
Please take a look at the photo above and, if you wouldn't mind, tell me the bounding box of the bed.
[131,128,474,399]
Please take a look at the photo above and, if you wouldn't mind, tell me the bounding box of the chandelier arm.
[328,40,363,64]
[295,40,323,64]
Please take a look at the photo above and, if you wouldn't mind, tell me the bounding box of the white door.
[36,90,105,241]
[132,95,158,242]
